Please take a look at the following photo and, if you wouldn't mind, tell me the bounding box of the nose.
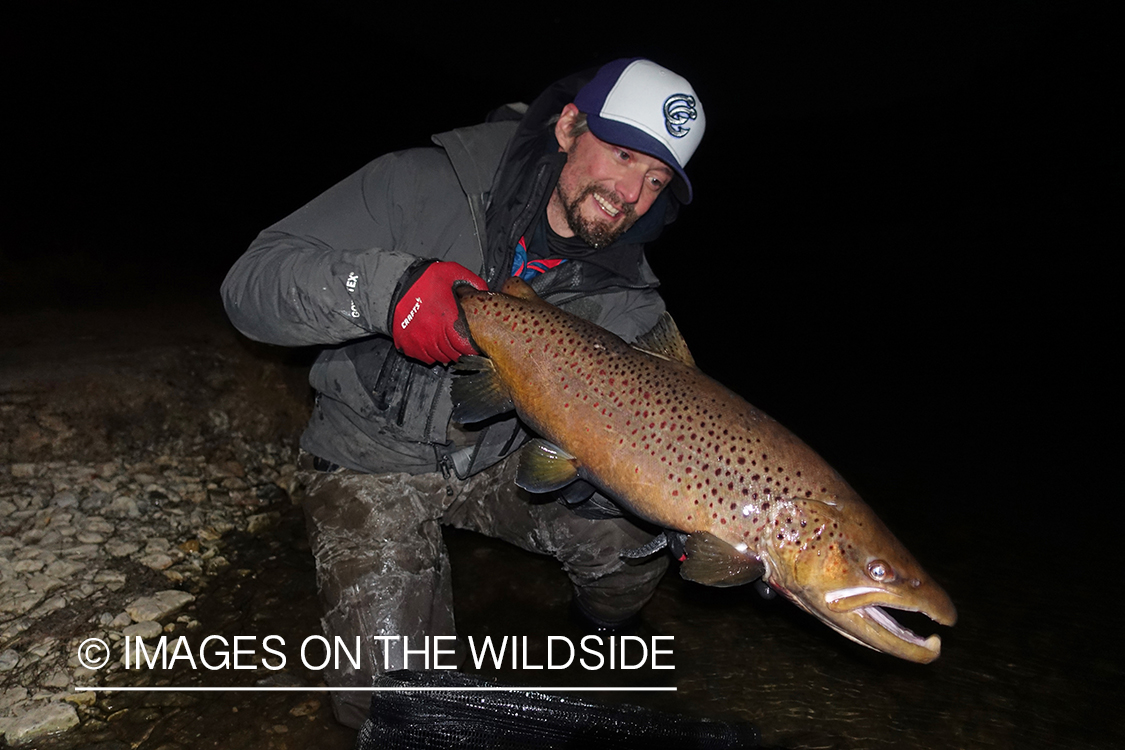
[615,169,645,205]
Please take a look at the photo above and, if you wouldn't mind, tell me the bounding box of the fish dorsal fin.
[679,532,766,588]
[499,277,541,301]
[451,355,514,424]
[515,439,581,493]
[634,312,696,368]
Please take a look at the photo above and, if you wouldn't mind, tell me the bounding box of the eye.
[866,559,894,582]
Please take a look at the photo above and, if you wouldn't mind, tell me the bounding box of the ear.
[554,103,582,153]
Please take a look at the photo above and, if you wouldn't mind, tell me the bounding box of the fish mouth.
[812,586,957,664]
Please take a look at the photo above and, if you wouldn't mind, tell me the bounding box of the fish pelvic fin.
[516,439,581,493]
[499,277,541,301]
[680,532,766,588]
[450,355,514,424]
[633,312,697,369]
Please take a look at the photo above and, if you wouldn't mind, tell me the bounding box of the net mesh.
[355,670,759,749]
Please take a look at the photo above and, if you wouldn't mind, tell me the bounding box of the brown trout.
[452,278,956,664]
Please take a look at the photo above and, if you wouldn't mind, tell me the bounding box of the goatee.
[558,184,637,250]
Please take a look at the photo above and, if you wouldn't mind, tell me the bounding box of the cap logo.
[663,94,698,139]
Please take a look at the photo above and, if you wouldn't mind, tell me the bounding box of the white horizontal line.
[74,686,677,692]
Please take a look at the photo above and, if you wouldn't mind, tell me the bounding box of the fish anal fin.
[634,312,696,368]
[516,439,580,493]
[500,277,541,301]
[679,532,765,588]
[451,356,514,424]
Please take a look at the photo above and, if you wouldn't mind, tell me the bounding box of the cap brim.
[586,114,693,204]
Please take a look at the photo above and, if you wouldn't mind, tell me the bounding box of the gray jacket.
[222,78,677,477]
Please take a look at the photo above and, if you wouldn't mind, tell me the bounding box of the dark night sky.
[2,6,1115,543]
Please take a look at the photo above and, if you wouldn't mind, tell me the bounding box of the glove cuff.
[387,258,437,332]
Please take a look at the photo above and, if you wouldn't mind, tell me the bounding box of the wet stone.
[3,701,80,745]
[121,621,163,639]
[124,590,195,622]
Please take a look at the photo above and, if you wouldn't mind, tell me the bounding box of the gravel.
[0,303,315,747]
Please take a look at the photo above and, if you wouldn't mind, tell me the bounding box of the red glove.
[392,261,487,364]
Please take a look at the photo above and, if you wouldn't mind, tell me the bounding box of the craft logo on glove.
[399,297,423,330]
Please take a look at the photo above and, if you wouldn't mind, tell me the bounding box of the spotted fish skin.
[453,278,956,664]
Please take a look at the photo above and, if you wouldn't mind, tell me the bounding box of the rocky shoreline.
[0,303,352,748]
[0,442,298,745]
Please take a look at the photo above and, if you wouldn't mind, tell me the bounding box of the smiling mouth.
[592,192,621,218]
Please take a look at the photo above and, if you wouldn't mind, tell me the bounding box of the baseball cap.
[574,58,705,203]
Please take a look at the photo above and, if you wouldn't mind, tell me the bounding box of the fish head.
[764,494,957,664]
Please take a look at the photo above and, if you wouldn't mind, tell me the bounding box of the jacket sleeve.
[221,148,472,347]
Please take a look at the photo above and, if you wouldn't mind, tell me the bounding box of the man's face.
[547,104,675,249]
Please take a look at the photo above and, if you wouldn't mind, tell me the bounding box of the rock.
[95,570,127,586]
[59,543,100,558]
[246,512,280,534]
[289,698,321,717]
[121,621,163,639]
[45,559,84,578]
[33,595,67,617]
[9,463,38,479]
[107,496,140,518]
[0,686,29,710]
[0,649,19,672]
[124,590,195,622]
[12,558,45,573]
[105,540,141,558]
[80,491,110,511]
[139,552,174,571]
[26,575,64,594]
[3,701,80,745]
[61,690,96,706]
[177,538,201,554]
[50,491,79,508]
[42,668,70,688]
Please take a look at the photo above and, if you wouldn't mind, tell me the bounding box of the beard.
[556,182,638,250]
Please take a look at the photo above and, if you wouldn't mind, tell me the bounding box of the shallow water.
[35,486,1117,749]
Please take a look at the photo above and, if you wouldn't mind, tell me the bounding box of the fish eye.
[866,559,894,582]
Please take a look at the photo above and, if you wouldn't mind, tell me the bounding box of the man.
[222,58,705,729]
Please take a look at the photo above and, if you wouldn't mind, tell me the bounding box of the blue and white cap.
[574,58,705,203]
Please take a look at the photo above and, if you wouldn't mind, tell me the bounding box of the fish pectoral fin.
[679,532,766,588]
[515,439,581,493]
[633,312,696,369]
[450,356,514,424]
